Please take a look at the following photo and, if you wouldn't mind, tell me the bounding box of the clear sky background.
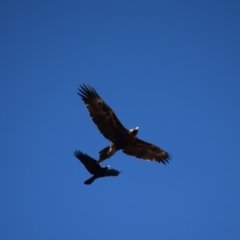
[1,1,240,239]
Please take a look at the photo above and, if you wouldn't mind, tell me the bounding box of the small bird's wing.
[74,150,101,174]
[122,138,170,164]
[78,84,128,141]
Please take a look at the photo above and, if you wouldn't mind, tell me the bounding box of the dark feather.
[122,138,171,164]
[84,176,96,185]
[78,84,127,142]
[74,150,101,175]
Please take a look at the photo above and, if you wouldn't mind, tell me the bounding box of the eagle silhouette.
[74,150,120,185]
[78,84,171,164]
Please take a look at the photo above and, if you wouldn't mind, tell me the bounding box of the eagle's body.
[74,150,120,185]
[99,127,139,161]
[78,84,170,164]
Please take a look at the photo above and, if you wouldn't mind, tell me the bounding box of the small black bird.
[74,150,121,185]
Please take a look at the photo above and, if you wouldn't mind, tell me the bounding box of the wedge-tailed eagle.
[78,84,171,164]
[74,150,120,185]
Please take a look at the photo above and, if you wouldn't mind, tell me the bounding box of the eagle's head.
[129,126,139,136]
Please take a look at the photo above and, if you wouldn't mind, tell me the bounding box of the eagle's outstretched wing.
[122,138,170,164]
[78,84,127,141]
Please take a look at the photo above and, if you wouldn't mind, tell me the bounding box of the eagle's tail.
[84,176,96,185]
[98,144,117,163]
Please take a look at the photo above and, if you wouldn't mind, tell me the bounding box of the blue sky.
[1,1,240,239]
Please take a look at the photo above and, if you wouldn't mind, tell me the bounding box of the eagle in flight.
[78,84,171,164]
[74,150,121,185]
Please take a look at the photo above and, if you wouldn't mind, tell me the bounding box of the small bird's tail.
[98,144,117,163]
[84,176,96,185]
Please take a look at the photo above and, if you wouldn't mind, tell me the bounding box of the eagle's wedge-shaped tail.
[98,144,117,163]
